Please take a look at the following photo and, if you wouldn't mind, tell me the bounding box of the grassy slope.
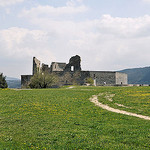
[98,86,150,116]
[0,87,150,149]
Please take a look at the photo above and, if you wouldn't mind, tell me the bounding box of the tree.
[61,72,73,85]
[85,77,94,85]
[29,72,58,88]
[0,73,8,88]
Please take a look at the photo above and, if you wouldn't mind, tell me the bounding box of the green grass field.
[0,86,150,149]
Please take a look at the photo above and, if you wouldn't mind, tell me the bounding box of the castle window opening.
[71,66,74,71]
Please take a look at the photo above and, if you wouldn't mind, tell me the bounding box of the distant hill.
[6,77,20,80]
[6,77,21,88]
[120,66,150,84]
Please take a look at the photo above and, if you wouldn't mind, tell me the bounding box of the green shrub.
[85,77,94,85]
[29,72,58,88]
[0,73,8,88]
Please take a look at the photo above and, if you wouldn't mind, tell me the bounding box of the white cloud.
[2,2,150,78]
[66,0,84,6]
[96,14,150,38]
[21,4,88,19]
[0,0,24,6]
[0,27,55,77]
[0,27,56,60]
[19,8,150,72]
[143,0,150,3]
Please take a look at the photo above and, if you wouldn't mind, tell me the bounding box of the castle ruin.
[21,55,128,87]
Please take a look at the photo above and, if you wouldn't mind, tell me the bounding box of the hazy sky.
[1,0,150,78]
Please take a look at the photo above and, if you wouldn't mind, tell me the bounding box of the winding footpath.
[90,94,150,120]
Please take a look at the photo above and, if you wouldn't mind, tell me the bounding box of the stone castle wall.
[21,75,33,88]
[33,57,41,75]
[116,72,128,84]
[89,71,116,85]
[21,56,128,88]
[50,62,66,72]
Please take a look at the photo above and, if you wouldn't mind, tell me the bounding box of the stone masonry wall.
[33,57,41,75]
[21,56,128,88]
[115,72,128,84]
[50,62,66,72]
[21,75,33,88]
[89,71,116,85]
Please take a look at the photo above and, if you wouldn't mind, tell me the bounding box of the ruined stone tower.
[64,55,81,72]
[33,57,41,75]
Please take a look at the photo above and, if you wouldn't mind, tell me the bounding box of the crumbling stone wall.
[50,62,66,72]
[64,55,81,72]
[21,55,128,88]
[41,63,50,72]
[21,75,33,88]
[33,57,41,75]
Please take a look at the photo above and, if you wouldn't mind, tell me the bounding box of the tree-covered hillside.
[120,66,150,84]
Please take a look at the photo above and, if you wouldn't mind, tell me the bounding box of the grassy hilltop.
[0,86,150,149]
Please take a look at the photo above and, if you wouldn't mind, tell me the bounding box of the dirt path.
[90,94,150,120]
[66,86,74,89]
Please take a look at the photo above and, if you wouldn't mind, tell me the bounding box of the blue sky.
[1,0,150,78]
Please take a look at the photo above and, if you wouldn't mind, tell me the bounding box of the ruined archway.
[64,55,81,72]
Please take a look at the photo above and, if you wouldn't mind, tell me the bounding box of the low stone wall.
[21,75,33,88]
